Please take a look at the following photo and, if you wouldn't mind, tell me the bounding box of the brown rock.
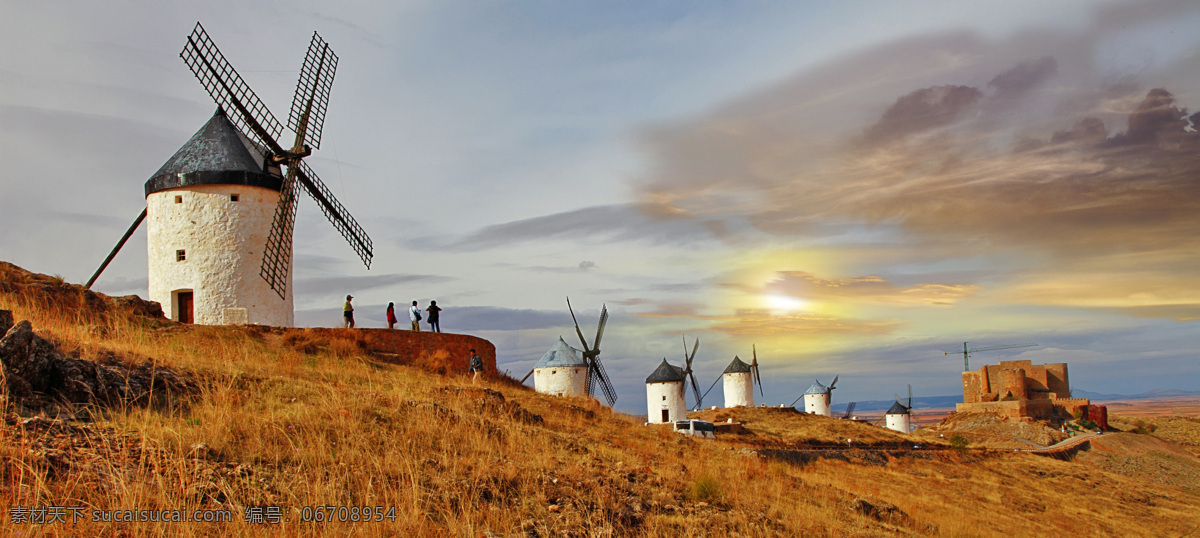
[0,319,195,409]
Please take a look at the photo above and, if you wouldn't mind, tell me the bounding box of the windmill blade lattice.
[751,344,763,398]
[289,32,338,151]
[589,353,617,407]
[260,173,301,295]
[295,162,373,268]
[566,298,616,406]
[181,23,285,153]
[592,305,608,352]
[683,336,702,409]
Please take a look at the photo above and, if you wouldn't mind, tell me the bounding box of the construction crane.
[943,342,1037,372]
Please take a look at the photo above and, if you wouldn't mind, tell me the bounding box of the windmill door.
[661,409,670,422]
[178,292,194,324]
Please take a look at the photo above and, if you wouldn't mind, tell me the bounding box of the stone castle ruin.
[957,360,1097,422]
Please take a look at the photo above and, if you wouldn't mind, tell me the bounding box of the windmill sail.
[181,22,372,298]
[683,336,702,409]
[566,298,617,406]
[289,32,338,150]
[750,344,763,398]
[181,23,285,152]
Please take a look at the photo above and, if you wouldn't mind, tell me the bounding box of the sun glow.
[764,293,807,314]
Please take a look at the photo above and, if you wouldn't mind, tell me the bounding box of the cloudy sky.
[2,0,1197,414]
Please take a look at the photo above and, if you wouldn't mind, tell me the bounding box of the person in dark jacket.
[468,349,483,385]
[426,300,442,333]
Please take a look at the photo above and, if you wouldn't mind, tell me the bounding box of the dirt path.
[1026,431,1098,453]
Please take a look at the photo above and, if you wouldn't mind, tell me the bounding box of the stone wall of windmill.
[802,378,835,416]
[885,402,911,433]
[722,356,754,408]
[533,337,589,398]
[145,111,294,327]
[646,359,687,424]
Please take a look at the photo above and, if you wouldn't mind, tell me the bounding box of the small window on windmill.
[176,250,186,262]
[662,395,666,401]
[175,195,183,204]
[230,194,239,202]
[551,370,556,375]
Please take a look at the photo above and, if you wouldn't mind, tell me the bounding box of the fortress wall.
[1045,363,1070,397]
[957,399,1055,419]
[1024,365,1050,393]
[999,368,1028,400]
[961,371,984,404]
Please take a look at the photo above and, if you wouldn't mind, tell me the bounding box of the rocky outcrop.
[0,315,195,410]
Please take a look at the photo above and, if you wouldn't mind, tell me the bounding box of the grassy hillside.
[2,261,1199,536]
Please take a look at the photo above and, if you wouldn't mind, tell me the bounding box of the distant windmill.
[840,401,857,420]
[698,345,763,409]
[85,22,372,326]
[943,342,1038,372]
[885,385,913,433]
[567,298,618,407]
[791,376,838,416]
[526,337,589,398]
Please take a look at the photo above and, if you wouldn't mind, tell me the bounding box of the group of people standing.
[341,295,482,383]
[385,300,442,332]
[341,296,443,332]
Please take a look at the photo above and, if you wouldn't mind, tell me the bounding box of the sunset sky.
[2,0,1197,414]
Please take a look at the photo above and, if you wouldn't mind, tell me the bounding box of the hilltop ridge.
[2,260,1200,536]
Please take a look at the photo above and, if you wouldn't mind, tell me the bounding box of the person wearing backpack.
[409,300,422,331]
[468,349,483,385]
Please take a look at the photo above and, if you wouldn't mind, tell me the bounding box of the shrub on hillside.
[949,435,970,452]
[688,472,722,503]
[1131,419,1158,435]
[281,330,321,354]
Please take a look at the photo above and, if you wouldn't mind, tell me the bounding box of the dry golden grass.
[688,405,928,448]
[1110,414,1200,458]
[3,261,1200,536]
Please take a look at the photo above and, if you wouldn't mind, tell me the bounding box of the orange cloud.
[708,309,898,337]
[764,271,980,306]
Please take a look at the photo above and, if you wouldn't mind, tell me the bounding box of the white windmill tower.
[531,337,589,398]
[645,358,686,424]
[885,385,913,433]
[795,376,838,416]
[519,298,618,406]
[85,23,373,326]
[718,346,763,408]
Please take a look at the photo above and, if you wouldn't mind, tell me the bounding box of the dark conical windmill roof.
[886,401,910,415]
[723,355,752,374]
[145,108,282,197]
[646,358,685,384]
